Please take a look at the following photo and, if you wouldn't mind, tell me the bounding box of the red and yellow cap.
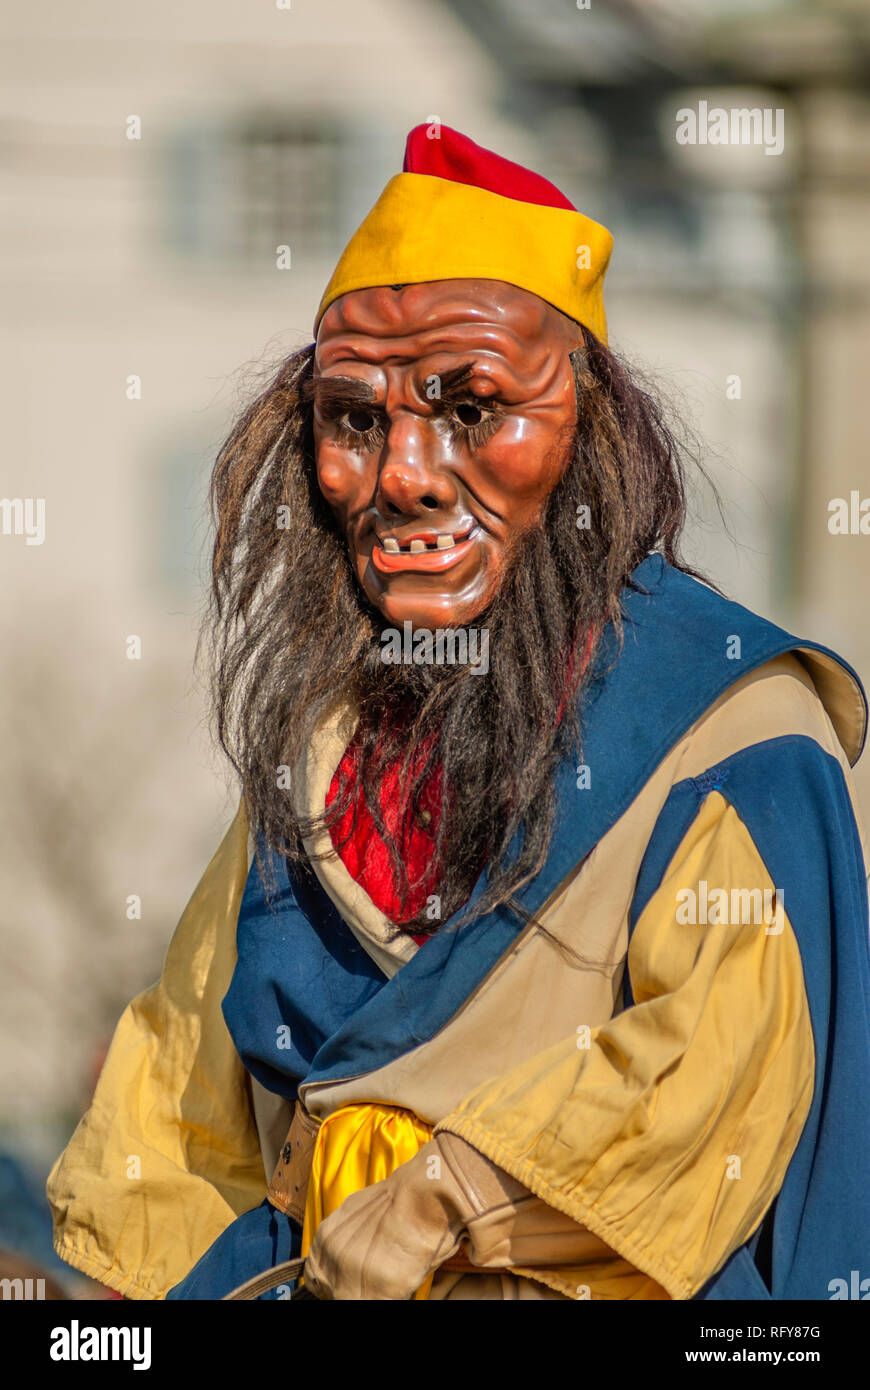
[314,124,613,344]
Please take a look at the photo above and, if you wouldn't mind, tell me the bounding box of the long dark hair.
[204,325,707,935]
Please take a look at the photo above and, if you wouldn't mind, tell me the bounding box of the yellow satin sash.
[301,1102,434,1300]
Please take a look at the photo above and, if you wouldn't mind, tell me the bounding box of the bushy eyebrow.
[432,362,477,403]
[303,362,494,414]
[302,375,375,408]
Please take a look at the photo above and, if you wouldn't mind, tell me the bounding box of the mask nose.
[376,414,458,518]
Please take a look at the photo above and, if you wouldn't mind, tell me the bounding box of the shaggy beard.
[322,506,590,937]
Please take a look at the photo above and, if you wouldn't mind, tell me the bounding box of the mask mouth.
[379,520,476,555]
[371,526,481,575]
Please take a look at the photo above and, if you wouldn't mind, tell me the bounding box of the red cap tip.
[402,124,576,212]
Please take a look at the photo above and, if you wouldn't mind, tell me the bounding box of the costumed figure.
[48,126,870,1302]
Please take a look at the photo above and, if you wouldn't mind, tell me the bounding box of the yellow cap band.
[315,172,613,344]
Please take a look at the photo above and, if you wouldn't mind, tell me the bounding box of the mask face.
[312,278,579,629]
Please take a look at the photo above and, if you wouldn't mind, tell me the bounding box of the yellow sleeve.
[46,802,268,1300]
[435,790,815,1300]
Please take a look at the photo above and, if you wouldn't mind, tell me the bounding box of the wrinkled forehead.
[314,279,579,375]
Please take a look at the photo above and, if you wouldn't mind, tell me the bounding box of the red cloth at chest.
[325,628,597,945]
[325,732,444,945]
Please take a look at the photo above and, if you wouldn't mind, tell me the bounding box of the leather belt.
[267,1100,321,1226]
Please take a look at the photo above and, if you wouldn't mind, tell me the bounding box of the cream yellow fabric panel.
[46,804,266,1300]
[301,654,832,1128]
[436,791,815,1301]
[291,699,417,977]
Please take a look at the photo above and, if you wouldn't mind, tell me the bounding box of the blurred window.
[165,117,343,268]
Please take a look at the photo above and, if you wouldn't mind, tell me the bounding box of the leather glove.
[303,1131,597,1300]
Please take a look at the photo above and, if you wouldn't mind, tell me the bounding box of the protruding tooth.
[409,539,426,553]
[383,537,400,553]
[436,534,454,549]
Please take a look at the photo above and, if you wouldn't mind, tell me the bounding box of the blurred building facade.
[2,0,869,1174]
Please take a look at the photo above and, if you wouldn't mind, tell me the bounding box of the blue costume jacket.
[48,557,870,1301]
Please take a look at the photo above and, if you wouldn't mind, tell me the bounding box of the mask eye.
[448,397,502,448]
[454,402,485,427]
[345,408,376,433]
